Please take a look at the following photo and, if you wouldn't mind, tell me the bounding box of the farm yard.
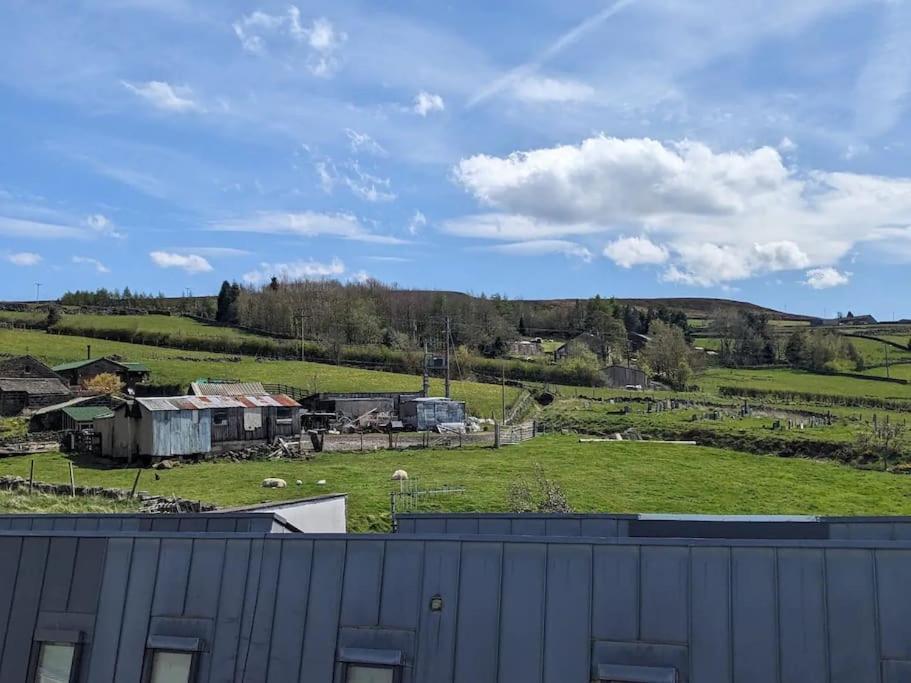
[5,306,911,529]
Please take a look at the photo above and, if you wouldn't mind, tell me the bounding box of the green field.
[4,435,911,529]
[57,313,267,341]
[0,310,44,325]
[0,328,521,418]
[698,366,911,400]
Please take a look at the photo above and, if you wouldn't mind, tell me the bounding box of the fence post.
[494,423,500,449]
[130,469,142,499]
[68,462,76,497]
[28,460,34,495]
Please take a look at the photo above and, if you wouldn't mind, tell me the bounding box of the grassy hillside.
[4,435,911,530]
[57,313,266,340]
[0,328,521,418]
[698,367,911,400]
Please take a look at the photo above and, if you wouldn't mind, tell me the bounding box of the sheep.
[261,478,287,488]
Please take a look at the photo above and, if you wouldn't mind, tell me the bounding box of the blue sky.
[2,0,911,318]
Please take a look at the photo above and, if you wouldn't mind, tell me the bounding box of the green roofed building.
[52,357,151,388]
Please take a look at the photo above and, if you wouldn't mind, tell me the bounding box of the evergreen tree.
[215,280,231,323]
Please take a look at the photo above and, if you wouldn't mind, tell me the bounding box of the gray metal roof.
[190,381,268,397]
[0,528,910,682]
[0,377,71,394]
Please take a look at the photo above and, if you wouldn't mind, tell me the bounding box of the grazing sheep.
[261,478,287,488]
[392,469,408,481]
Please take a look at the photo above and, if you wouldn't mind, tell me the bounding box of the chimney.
[87,344,91,360]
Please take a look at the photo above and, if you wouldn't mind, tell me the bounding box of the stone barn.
[0,377,72,416]
[0,355,63,380]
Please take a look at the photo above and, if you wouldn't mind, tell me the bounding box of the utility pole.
[422,340,430,397]
[301,308,312,363]
[501,365,506,424]
[34,282,42,303]
[444,316,451,399]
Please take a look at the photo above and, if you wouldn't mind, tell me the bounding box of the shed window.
[144,635,202,683]
[213,410,228,426]
[149,651,194,683]
[338,647,402,683]
[346,665,396,683]
[276,407,293,424]
[34,642,77,683]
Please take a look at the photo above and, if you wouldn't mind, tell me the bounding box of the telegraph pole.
[34,282,42,303]
[422,340,430,397]
[444,316,451,399]
[501,365,506,423]
[301,308,312,363]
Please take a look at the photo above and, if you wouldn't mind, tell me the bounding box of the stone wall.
[0,475,216,512]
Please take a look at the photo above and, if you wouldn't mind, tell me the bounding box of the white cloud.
[344,162,396,202]
[451,134,911,286]
[511,76,595,103]
[345,129,386,156]
[441,213,604,241]
[369,255,412,263]
[778,136,798,153]
[233,8,346,77]
[149,251,213,274]
[603,236,668,268]
[167,247,252,258]
[315,161,336,193]
[853,0,911,137]
[489,240,593,262]
[5,252,42,266]
[212,211,406,244]
[122,81,200,112]
[413,91,445,116]
[408,210,427,235]
[0,216,87,239]
[243,257,346,284]
[84,213,125,239]
[350,269,370,283]
[468,0,635,107]
[72,256,110,273]
[803,267,851,289]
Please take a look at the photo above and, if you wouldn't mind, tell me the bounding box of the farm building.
[554,332,605,361]
[400,397,467,430]
[510,339,543,357]
[52,357,151,388]
[28,394,119,431]
[1,511,911,682]
[0,354,63,380]
[0,377,72,416]
[94,393,301,462]
[301,391,424,421]
[602,364,649,388]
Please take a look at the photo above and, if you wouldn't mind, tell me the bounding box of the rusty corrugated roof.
[136,394,299,412]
